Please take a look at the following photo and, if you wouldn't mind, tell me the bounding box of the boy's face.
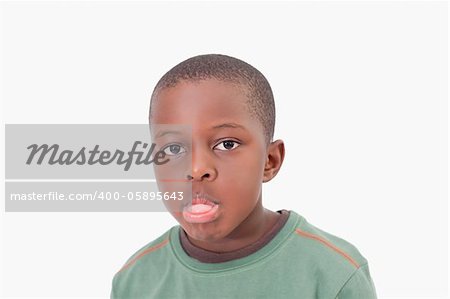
[151,79,276,242]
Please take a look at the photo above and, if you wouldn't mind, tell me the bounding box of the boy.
[111,54,377,298]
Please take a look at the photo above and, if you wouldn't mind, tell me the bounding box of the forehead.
[151,79,256,128]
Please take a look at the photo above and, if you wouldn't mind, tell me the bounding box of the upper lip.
[183,191,220,208]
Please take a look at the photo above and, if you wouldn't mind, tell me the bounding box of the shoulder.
[111,226,175,288]
[287,211,376,297]
[292,212,368,270]
[111,225,179,298]
[291,211,367,270]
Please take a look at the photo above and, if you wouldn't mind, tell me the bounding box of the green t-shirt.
[111,210,377,298]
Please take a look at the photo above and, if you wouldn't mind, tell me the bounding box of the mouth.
[182,193,220,224]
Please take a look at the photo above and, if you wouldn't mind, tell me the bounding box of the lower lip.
[182,203,219,224]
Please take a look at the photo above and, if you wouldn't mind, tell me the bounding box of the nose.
[187,146,217,181]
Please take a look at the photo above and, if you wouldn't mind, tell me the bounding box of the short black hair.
[149,54,275,144]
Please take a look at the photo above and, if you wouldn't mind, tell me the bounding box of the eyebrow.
[211,123,246,130]
[154,123,246,139]
[154,130,182,139]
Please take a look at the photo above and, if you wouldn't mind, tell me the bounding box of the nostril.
[187,173,212,180]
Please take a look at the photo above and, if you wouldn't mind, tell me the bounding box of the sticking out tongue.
[188,204,214,214]
[183,201,219,224]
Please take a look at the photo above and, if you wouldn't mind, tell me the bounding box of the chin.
[183,222,226,243]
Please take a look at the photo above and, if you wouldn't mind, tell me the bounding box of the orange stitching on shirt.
[295,228,360,269]
[118,238,170,273]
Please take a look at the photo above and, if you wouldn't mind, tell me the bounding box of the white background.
[0,1,448,298]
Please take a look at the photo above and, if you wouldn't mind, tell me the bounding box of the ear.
[263,139,285,183]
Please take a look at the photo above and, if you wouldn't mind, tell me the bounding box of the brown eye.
[223,141,234,149]
[214,140,240,151]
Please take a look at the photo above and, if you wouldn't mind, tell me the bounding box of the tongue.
[189,204,213,214]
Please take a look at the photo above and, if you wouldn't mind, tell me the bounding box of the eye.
[214,140,240,151]
[162,144,186,156]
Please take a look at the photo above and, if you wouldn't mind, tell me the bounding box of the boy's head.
[149,54,275,145]
[149,54,285,245]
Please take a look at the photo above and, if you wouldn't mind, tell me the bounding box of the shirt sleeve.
[110,274,119,299]
[335,263,378,299]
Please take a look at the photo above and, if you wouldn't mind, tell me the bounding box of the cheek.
[153,155,191,180]
[235,149,265,178]
[219,151,265,196]
[156,180,192,215]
